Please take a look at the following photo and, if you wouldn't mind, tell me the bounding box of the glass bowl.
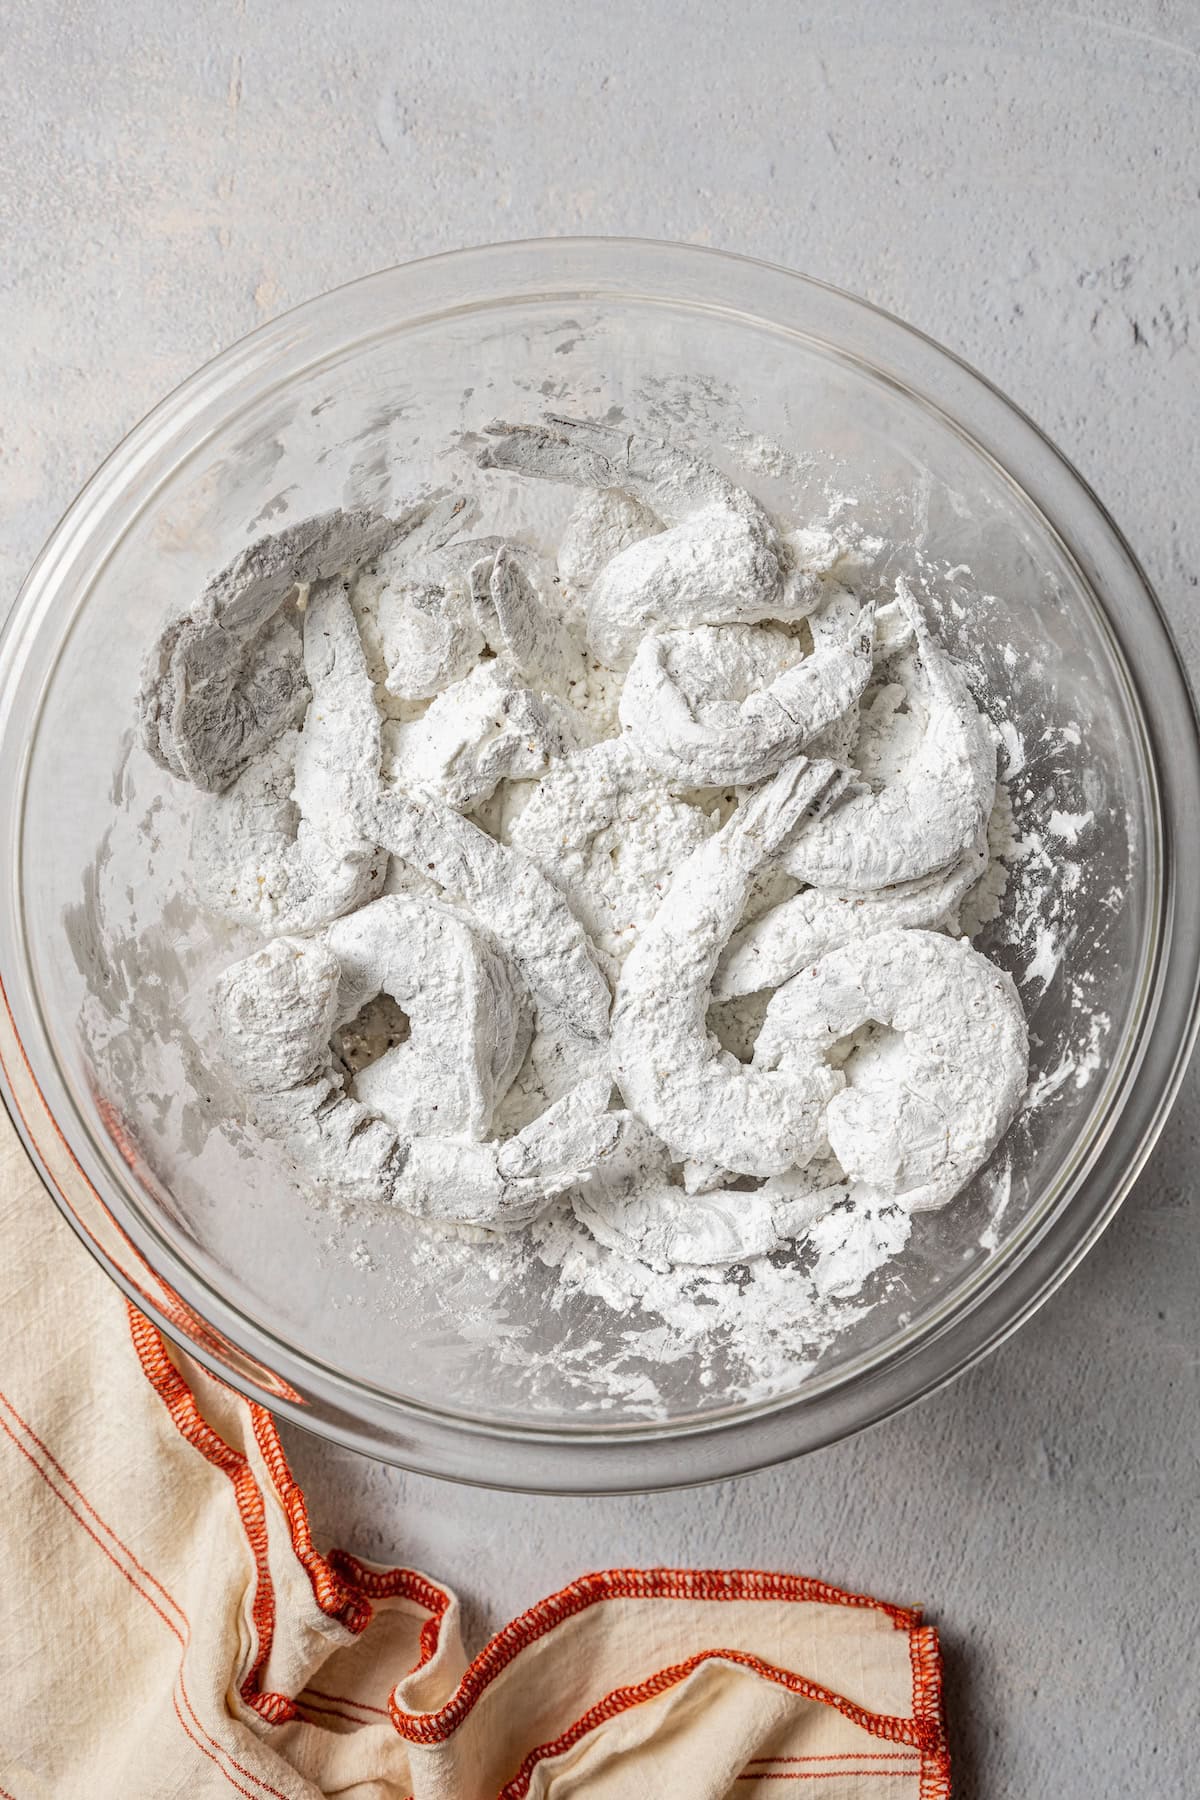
[1,239,1197,1493]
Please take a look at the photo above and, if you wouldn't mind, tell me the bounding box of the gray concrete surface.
[4,2,1198,1792]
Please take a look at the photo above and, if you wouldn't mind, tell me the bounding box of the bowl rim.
[2,234,1198,1493]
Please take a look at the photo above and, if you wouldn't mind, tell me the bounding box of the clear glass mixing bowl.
[1,239,1197,1493]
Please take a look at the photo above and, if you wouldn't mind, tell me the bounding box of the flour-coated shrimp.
[191,730,387,935]
[214,936,405,1208]
[392,1071,622,1230]
[618,601,874,788]
[376,521,583,701]
[504,737,716,977]
[572,1112,845,1267]
[214,936,622,1228]
[713,833,988,1000]
[798,584,878,764]
[557,488,661,591]
[780,583,995,892]
[479,415,823,667]
[609,757,850,1176]
[383,661,587,811]
[292,579,387,848]
[469,543,585,698]
[140,508,401,792]
[191,581,387,934]
[756,927,1028,1211]
[323,895,531,1141]
[369,787,612,1100]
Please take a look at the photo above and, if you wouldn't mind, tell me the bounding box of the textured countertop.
[4,4,1199,1792]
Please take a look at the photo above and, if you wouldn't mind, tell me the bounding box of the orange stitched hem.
[127,1305,299,1726]
[389,1565,919,1745]
[322,1546,451,1669]
[247,1406,374,1635]
[910,1623,951,1798]
[127,1307,454,1729]
[492,1643,943,1800]
[246,1395,454,1652]
[245,1406,452,1652]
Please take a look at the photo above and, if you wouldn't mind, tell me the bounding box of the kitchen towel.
[0,1097,950,1798]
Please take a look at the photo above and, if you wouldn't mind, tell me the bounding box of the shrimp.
[350,493,482,700]
[215,934,341,1090]
[504,737,716,977]
[214,936,405,1208]
[323,895,531,1141]
[139,508,404,792]
[376,527,584,701]
[572,1112,845,1267]
[392,1072,622,1229]
[609,757,850,1176]
[383,661,586,811]
[368,786,612,1100]
[381,536,591,808]
[713,832,988,1000]
[557,488,661,590]
[214,933,622,1229]
[291,579,387,847]
[756,928,1028,1211]
[190,581,387,935]
[618,600,875,788]
[191,730,387,935]
[780,583,996,892]
[469,543,585,698]
[799,585,877,764]
[479,415,822,667]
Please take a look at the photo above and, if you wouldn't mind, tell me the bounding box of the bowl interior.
[10,280,1151,1438]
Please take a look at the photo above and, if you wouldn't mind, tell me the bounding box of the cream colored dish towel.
[0,1106,950,1798]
